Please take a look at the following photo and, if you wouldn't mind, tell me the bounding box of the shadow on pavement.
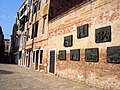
[0,70,14,74]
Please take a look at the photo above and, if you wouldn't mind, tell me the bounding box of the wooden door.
[49,50,55,73]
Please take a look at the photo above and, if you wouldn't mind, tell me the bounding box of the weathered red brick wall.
[48,0,120,89]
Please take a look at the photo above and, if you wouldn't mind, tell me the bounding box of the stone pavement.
[0,64,103,90]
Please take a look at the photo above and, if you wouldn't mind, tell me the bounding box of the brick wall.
[48,0,120,89]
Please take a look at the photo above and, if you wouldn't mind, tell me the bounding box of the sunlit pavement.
[0,63,103,90]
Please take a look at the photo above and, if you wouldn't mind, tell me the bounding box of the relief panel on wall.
[77,24,88,39]
[95,26,111,43]
[58,50,66,60]
[64,35,73,47]
[70,49,80,61]
[85,48,99,62]
[107,46,120,63]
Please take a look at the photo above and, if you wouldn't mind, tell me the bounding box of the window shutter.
[37,0,41,11]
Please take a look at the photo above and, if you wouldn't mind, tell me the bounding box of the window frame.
[42,15,47,34]
[31,21,38,39]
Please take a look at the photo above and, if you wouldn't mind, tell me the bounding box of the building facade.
[48,0,120,89]
[4,39,11,63]
[0,26,5,62]
[4,39,10,56]
[13,0,120,89]
[13,0,49,72]
[10,22,19,64]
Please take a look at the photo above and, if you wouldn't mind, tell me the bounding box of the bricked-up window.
[39,50,43,64]
[42,15,46,34]
[31,21,38,39]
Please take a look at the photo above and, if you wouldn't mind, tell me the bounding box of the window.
[26,29,29,41]
[42,15,46,34]
[77,24,89,39]
[46,0,48,3]
[6,45,9,50]
[20,9,24,16]
[36,50,39,64]
[34,5,37,14]
[39,50,43,64]
[32,5,37,15]
[37,0,41,11]
[31,26,34,39]
[34,22,38,37]
[24,5,27,12]
[17,36,20,46]
[32,5,34,15]
[31,21,38,39]
[28,0,32,6]
[22,34,24,44]
[26,12,30,22]
[33,51,35,63]
[32,1,41,15]
[19,51,22,59]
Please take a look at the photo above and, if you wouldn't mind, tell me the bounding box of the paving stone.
[0,64,103,90]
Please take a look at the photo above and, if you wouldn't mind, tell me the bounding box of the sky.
[0,0,24,39]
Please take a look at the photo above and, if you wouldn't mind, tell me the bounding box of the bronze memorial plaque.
[95,26,111,43]
[77,24,88,39]
[64,35,73,47]
[58,50,66,60]
[70,49,80,61]
[85,48,99,62]
[107,46,120,63]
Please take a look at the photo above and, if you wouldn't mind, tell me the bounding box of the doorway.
[35,50,39,70]
[49,50,56,74]
[39,50,43,64]
[28,49,31,68]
